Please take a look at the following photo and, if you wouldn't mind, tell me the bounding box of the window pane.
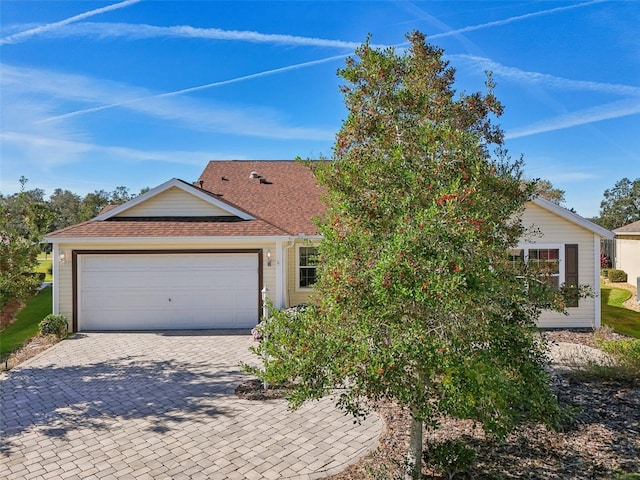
[300,247,318,267]
[300,267,316,287]
[299,247,319,288]
[528,248,560,287]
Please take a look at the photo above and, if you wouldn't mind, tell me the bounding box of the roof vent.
[249,171,260,179]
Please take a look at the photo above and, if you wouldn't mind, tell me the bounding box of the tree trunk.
[404,415,423,480]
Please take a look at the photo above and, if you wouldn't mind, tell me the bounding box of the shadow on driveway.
[1,353,245,455]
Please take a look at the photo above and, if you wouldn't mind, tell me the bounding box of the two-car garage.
[74,251,261,331]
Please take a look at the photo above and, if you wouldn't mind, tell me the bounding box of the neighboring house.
[517,197,613,329]
[614,220,640,286]
[46,161,613,332]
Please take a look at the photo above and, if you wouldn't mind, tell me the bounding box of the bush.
[608,269,628,283]
[39,314,68,338]
[601,268,610,278]
[424,439,477,479]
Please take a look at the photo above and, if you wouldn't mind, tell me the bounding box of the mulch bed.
[239,329,640,479]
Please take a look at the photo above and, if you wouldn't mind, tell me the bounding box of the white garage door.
[78,252,259,331]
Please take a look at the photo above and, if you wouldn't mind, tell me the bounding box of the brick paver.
[0,332,381,479]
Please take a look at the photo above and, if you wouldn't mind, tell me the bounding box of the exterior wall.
[285,239,320,307]
[54,240,278,329]
[615,236,640,286]
[118,187,233,217]
[520,203,599,328]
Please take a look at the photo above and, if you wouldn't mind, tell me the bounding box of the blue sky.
[1,0,638,218]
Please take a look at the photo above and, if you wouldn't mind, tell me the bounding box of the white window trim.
[295,244,319,292]
[513,243,566,288]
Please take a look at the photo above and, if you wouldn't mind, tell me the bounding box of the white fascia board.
[46,235,291,245]
[615,231,640,236]
[531,197,614,240]
[93,178,254,221]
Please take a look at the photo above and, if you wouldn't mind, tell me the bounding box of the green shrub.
[601,268,610,278]
[608,269,628,283]
[424,439,477,479]
[39,314,68,338]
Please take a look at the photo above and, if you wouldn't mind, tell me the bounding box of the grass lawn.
[0,286,52,358]
[35,259,53,282]
[601,280,640,339]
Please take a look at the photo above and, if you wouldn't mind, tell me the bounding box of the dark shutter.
[565,244,579,307]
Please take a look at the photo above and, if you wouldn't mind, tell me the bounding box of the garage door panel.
[79,253,259,331]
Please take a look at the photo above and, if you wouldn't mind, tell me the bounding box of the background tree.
[0,178,54,313]
[75,186,149,222]
[254,33,564,479]
[533,179,565,205]
[49,189,82,231]
[595,177,640,230]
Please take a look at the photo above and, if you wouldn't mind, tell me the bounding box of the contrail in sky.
[38,0,605,123]
[38,54,349,123]
[0,0,142,45]
[429,0,604,40]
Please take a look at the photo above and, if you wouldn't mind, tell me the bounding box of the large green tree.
[595,177,640,230]
[49,188,82,231]
[0,178,54,313]
[253,33,567,479]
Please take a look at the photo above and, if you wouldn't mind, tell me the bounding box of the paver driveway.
[0,331,382,479]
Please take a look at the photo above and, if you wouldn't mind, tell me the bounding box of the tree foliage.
[595,177,640,230]
[0,177,54,312]
[252,33,567,478]
[0,179,147,311]
[533,179,566,205]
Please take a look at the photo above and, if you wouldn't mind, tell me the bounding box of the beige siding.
[285,239,319,307]
[118,187,234,217]
[55,240,277,324]
[616,237,640,285]
[521,203,598,328]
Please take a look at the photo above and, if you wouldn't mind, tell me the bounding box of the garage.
[77,251,260,331]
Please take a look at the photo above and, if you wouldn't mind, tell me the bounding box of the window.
[507,245,562,289]
[298,246,319,289]
[507,244,579,307]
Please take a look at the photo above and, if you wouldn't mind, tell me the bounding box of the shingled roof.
[197,160,326,236]
[47,161,326,239]
[613,220,640,234]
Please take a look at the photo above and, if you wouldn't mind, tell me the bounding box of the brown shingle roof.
[197,160,326,235]
[47,161,326,240]
[614,220,640,234]
[47,217,287,238]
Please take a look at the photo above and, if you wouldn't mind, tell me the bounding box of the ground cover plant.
[601,281,640,338]
[0,286,52,358]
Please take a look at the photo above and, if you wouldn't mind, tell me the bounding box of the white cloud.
[40,54,348,124]
[42,21,368,49]
[3,63,334,142]
[430,0,605,40]
[451,54,640,97]
[506,99,640,139]
[0,0,142,45]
